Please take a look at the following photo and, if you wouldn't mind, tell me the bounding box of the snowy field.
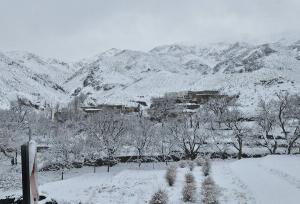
[1,155,300,204]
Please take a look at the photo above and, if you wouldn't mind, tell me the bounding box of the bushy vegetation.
[201,176,219,204]
[165,165,177,186]
[182,182,196,202]
[182,172,196,202]
[149,189,168,204]
[202,159,211,177]
[185,173,195,184]
[188,161,194,171]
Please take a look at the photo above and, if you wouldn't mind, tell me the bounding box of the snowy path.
[212,161,256,204]
[228,157,300,204]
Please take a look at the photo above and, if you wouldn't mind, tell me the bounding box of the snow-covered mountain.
[64,41,300,113]
[0,51,76,108]
[1,41,300,113]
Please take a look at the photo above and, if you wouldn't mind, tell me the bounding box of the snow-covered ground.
[1,155,300,204]
[213,155,300,204]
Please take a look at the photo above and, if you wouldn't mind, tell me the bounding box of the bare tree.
[205,97,235,128]
[154,123,177,165]
[273,92,300,154]
[88,111,127,172]
[168,114,208,159]
[223,108,252,159]
[0,101,33,163]
[130,115,155,167]
[52,121,74,167]
[0,116,14,158]
[255,99,278,154]
[202,104,230,159]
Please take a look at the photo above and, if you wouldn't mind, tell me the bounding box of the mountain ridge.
[0,41,299,113]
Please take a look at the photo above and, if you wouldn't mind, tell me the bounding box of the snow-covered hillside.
[1,41,300,112]
[64,41,300,114]
[0,51,76,109]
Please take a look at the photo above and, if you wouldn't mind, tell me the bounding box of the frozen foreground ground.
[1,155,300,204]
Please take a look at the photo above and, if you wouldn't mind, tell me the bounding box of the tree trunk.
[238,141,243,160]
[238,148,242,160]
[191,152,198,160]
[287,135,300,154]
[138,150,142,168]
[238,139,243,160]
[287,144,292,155]
[272,141,278,154]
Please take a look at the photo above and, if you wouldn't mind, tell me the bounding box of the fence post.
[21,141,39,204]
[21,144,30,204]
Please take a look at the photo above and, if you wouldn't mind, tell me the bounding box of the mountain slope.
[64,41,300,114]
[0,51,75,109]
[0,41,299,112]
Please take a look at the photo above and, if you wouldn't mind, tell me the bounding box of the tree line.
[0,91,299,170]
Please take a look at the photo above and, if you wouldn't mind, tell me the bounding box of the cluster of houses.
[77,90,231,121]
[81,104,140,114]
[148,90,230,120]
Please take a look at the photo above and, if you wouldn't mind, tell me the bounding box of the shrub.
[202,158,211,177]
[201,176,219,204]
[195,157,204,166]
[149,189,168,204]
[188,161,194,171]
[185,173,195,184]
[182,182,196,202]
[165,165,177,186]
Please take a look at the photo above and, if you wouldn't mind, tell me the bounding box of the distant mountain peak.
[99,48,123,57]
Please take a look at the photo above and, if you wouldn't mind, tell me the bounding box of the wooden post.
[21,144,30,204]
[21,141,39,204]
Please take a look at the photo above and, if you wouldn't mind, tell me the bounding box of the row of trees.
[203,92,300,159]
[255,93,300,154]
[0,91,299,169]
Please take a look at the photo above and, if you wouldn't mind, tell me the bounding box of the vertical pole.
[21,144,30,204]
[15,151,18,165]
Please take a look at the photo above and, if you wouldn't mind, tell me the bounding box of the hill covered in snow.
[1,40,300,113]
[0,51,79,108]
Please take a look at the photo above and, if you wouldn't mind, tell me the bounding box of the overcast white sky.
[1,0,300,60]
